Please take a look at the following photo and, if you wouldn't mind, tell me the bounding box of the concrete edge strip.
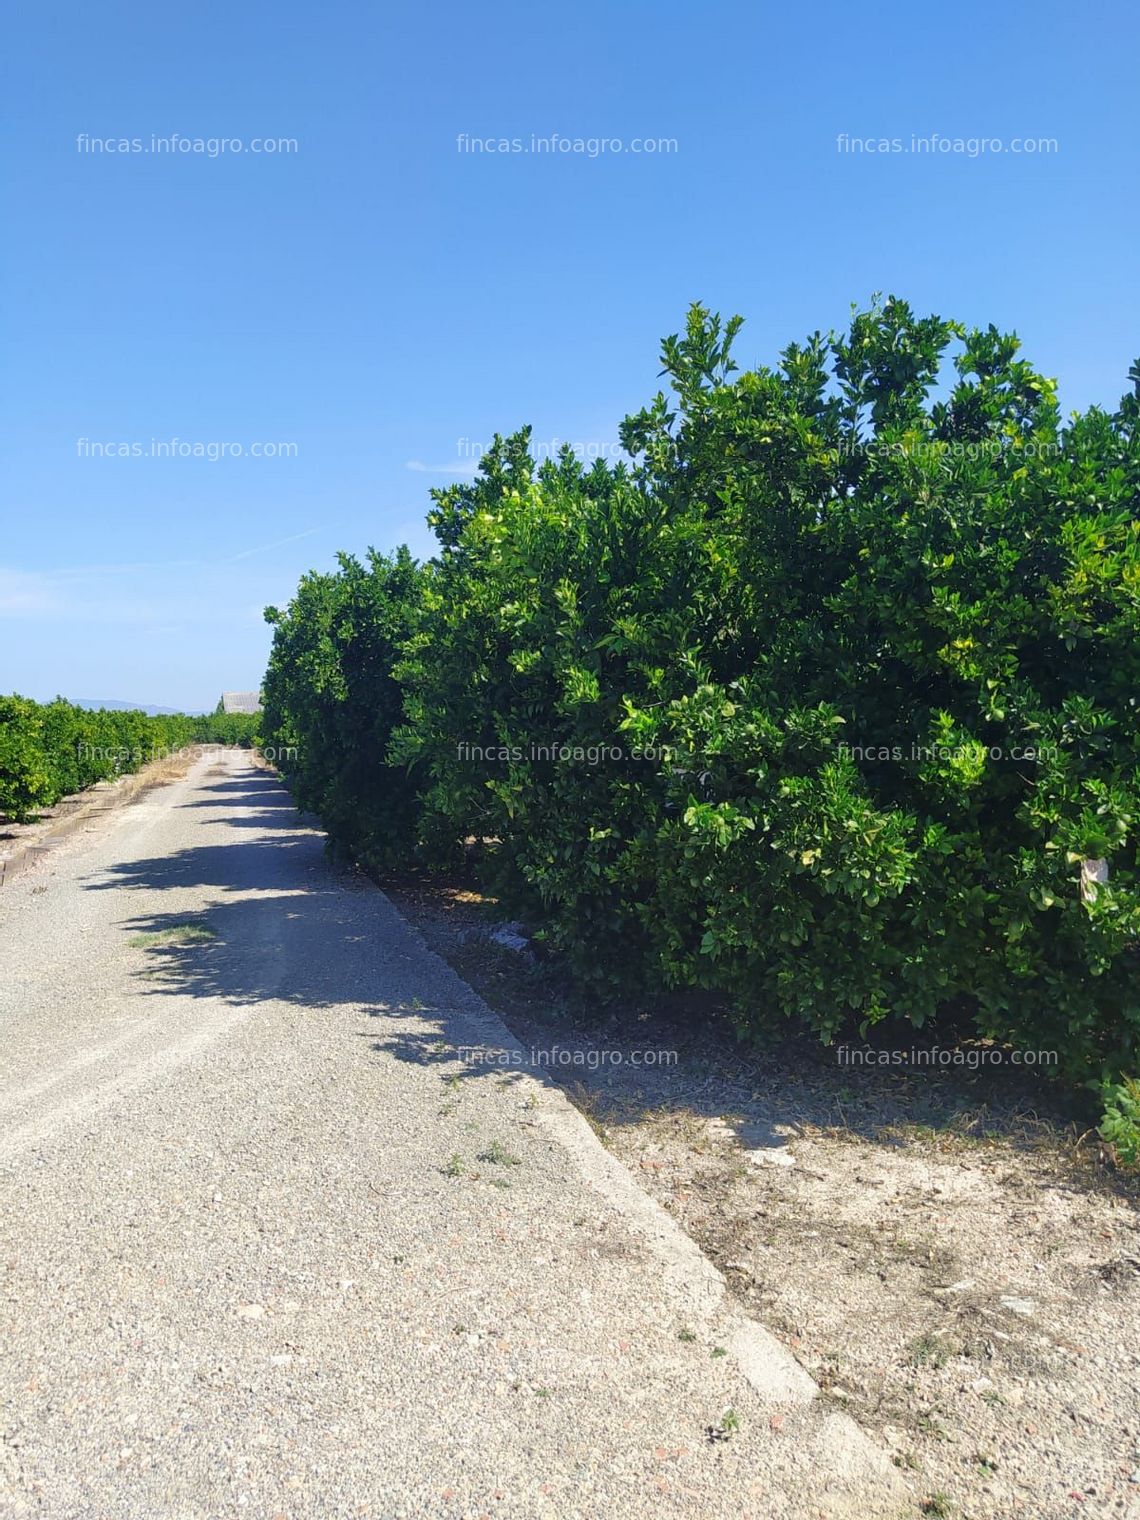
[390,962,913,1511]
[380,929,911,1512]
[387,913,860,1414]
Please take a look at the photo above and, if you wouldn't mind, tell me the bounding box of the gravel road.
[0,752,910,1520]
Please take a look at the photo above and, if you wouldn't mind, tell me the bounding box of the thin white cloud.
[0,530,323,623]
[0,556,283,626]
[0,568,64,616]
[405,459,478,475]
[0,565,163,623]
[227,527,321,563]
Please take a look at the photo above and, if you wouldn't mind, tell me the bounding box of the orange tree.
[262,302,1140,1124]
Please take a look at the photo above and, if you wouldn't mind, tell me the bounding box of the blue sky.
[2,0,1136,711]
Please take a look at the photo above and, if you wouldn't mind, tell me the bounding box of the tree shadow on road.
[79,797,531,1107]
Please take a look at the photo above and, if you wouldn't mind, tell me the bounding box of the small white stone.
[1000,1296,1036,1317]
[745,1147,796,1168]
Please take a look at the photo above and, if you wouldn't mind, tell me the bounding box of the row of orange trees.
[0,697,258,822]
[262,300,1140,1148]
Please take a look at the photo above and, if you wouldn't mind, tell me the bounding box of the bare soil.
[382,870,1140,1520]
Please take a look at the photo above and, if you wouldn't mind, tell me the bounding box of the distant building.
[220,691,262,715]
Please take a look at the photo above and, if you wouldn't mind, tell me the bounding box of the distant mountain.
[70,698,193,716]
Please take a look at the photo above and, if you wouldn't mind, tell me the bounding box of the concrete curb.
[387,905,915,1518]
